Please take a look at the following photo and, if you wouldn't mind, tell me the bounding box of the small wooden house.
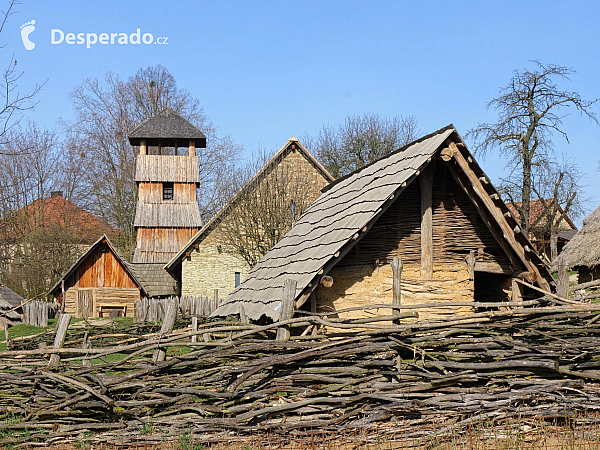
[554,203,600,284]
[213,125,554,322]
[48,235,146,318]
[165,137,334,299]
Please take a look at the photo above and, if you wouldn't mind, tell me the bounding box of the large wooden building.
[213,125,554,322]
[166,137,334,300]
[48,108,207,316]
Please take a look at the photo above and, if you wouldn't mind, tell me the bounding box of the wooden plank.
[419,163,434,279]
[391,257,403,325]
[276,279,297,341]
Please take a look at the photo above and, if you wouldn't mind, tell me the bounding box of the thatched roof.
[554,204,600,270]
[128,107,207,148]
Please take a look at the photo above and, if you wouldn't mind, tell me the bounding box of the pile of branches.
[1,298,600,446]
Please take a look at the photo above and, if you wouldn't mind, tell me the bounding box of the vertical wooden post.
[511,279,523,306]
[276,279,297,341]
[189,139,195,157]
[153,302,177,363]
[310,292,318,337]
[140,139,147,156]
[191,297,199,343]
[239,304,248,323]
[82,331,91,367]
[213,289,219,311]
[49,313,71,367]
[557,264,569,299]
[466,250,476,280]
[60,280,66,314]
[419,164,435,279]
[391,257,403,324]
[3,321,9,350]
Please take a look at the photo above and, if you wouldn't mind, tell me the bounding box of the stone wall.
[181,147,331,299]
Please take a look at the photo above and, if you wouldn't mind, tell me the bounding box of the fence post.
[48,313,71,367]
[191,298,198,344]
[392,257,403,324]
[153,302,177,363]
[82,331,91,367]
[276,279,296,341]
[3,321,9,350]
[557,264,569,299]
[239,304,248,324]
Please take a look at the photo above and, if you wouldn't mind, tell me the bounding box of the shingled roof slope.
[0,284,24,325]
[128,107,207,148]
[212,125,552,321]
[132,264,178,298]
[554,204,600,270]
[165,137,334,272]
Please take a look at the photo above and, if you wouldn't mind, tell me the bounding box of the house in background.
[165,137,334,301]
[48,235,147,318]
[554,203,600,284]
[0,282,23,326]
[48,107,207,316]
[506,199,577,263]
[213,125,554,323]
[0,191,117,298]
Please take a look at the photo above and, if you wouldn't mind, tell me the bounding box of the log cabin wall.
[134,228,198,264]
[317,163,515,321]
[62,243,140,318]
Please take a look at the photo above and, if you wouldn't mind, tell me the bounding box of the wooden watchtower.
[128,107,206,265]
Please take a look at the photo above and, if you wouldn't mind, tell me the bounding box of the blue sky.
[7,0,600,221]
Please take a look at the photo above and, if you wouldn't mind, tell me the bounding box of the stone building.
[165,137,334,300]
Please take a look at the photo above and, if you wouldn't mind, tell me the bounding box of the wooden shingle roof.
[212,125,553,321]
[164,137,334,272]
[128,107,207,148]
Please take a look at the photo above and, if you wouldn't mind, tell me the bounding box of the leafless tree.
[0,0,44,148]
[219,150,318,267]
[305,113,419,178]
[467,61,598,236]
[67,65,242,257]
[532,159,585,262]
[0,124,88,298]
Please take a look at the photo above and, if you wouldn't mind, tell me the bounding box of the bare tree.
[305,113,419,178]
[0,0,44,148]
[467,61,598,236]
[219,150,319,267]
[532,159,585,262]
[67,65,242,256]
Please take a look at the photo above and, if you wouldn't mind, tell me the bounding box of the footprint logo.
[20,20,35,50]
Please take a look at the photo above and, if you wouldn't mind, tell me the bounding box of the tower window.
[235,272,241,288]
[163,182,174,200]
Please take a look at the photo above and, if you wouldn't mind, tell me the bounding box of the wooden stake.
[239,304,248,324]
[557,264,569,299]
[276,279,297,341]
[391,257,403,324]
[466,250,476,280]
[3,321,9,351]
[82,331,91,367]
[152,302,177,363]
[419,164,434,279]
[49,313,71,367]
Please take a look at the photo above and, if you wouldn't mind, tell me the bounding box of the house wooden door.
[77,289,93,318]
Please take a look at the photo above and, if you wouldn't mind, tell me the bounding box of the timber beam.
[441,142,551,291]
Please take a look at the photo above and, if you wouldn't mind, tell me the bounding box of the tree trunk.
[520,156,532,236]
[550,230,558,263]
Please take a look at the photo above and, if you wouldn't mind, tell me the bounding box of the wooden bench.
[98,304,127,318]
